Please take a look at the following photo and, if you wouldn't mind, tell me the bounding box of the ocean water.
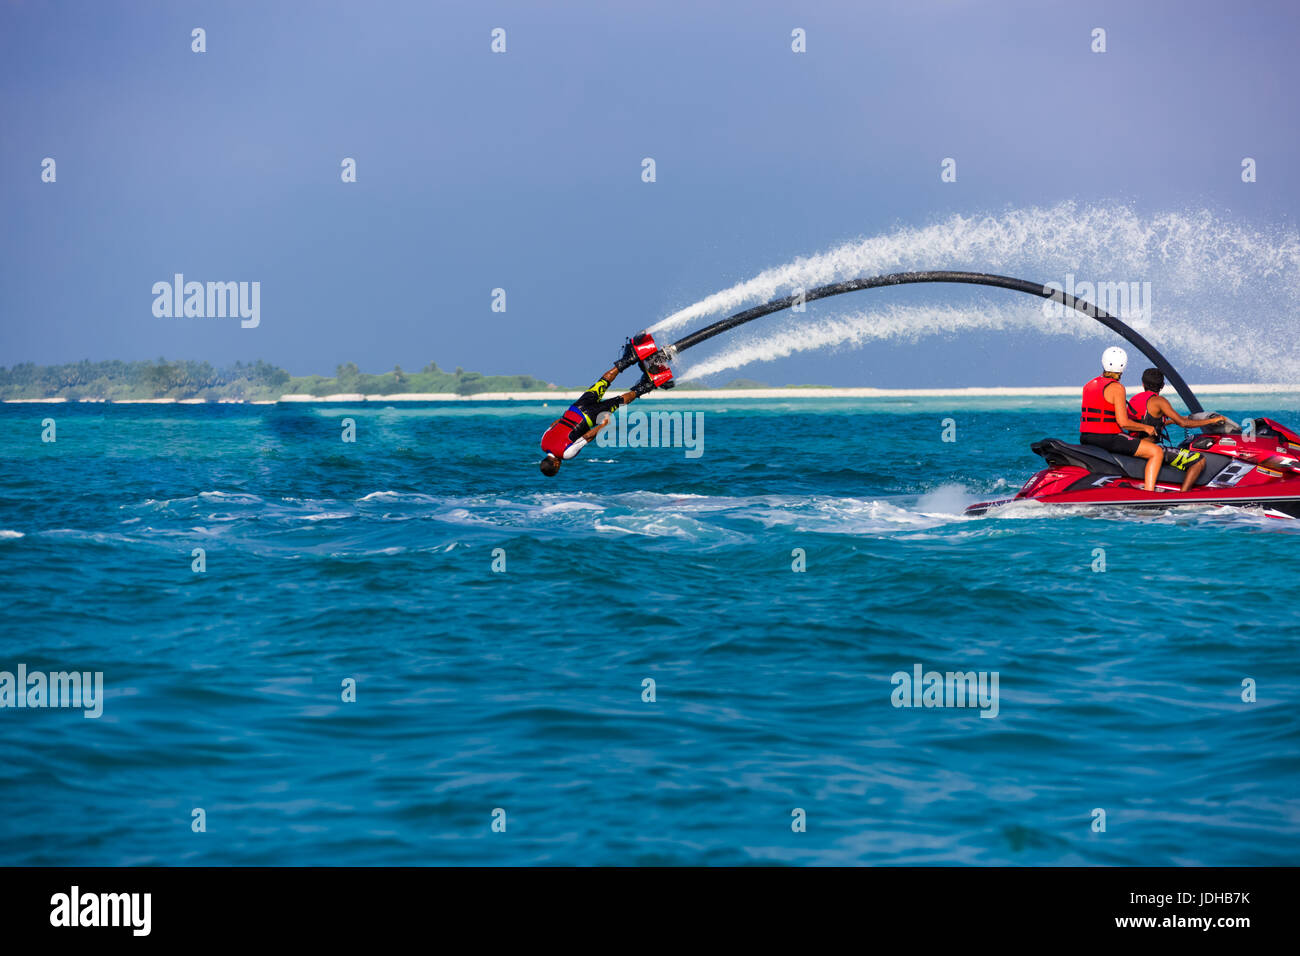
[1,395,1298,866]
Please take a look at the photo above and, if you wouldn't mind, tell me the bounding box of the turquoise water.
[1,396,1298,865]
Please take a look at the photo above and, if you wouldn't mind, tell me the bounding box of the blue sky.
[2,0,1297,386]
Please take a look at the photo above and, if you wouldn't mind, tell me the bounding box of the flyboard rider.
[538,334,674,477]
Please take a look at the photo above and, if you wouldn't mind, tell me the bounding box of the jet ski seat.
[1030,438,1233,488]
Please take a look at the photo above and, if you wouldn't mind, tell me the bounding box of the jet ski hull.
[967,418,1300,519]
[967,480,1300,518]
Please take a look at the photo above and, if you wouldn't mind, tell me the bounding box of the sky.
[2,0,1298,387]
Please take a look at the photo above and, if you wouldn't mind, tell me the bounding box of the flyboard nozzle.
[630,332,659,362]
[630,332,676,389]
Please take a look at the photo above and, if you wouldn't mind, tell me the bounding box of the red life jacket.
[1126,389,1172,440]
[540,407,586,458]
[1080,375,1121,434]
[1126,390,1155,431]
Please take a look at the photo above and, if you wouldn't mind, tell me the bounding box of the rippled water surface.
[1,396,1298,865]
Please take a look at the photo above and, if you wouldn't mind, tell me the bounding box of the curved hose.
[667,270,1202,413]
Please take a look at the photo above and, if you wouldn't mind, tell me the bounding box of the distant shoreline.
[5,384,1299,404]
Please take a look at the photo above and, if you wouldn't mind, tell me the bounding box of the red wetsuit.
[540,378,624,460]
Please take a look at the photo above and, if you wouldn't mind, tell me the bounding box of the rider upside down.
[538,336,672,476]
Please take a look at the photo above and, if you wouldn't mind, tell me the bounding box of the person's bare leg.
[1181,458,1206,493]
[1139,440,1163,491]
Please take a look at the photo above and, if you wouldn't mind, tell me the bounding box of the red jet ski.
[967,416,1300,518]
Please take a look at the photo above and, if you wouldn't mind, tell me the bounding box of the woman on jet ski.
[1079,347,1165,491]
[1125,368,1227,492]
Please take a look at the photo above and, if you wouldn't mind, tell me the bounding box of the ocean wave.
[83,485,1300,552]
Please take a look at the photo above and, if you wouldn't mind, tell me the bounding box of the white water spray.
[651,204,1300,381]
[681,302,1084,379]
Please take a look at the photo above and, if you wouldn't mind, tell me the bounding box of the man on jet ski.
[538,343,658,476]
[1125,368,1227,492]
[1079,347,1166,491]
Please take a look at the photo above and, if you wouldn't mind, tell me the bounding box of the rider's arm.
[580,392,637,439]
[1152,396,1224,428]
[1109,383,1155,435]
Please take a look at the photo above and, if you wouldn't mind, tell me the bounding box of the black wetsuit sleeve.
[568,396,623,441]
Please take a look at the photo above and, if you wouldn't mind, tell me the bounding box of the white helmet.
[1102,346,1128,374]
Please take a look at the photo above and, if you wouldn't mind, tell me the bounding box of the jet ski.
[967,415,1300,518]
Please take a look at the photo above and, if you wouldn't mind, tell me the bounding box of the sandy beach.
[7,384,1298,404]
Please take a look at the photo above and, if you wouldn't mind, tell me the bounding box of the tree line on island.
[1,359,777,400]
[0,359,555,401]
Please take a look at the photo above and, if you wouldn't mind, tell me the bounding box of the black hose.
[667,270,1202,413]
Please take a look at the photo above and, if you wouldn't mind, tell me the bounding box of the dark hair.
[1141,368,1165,392]
[539,456,561,477]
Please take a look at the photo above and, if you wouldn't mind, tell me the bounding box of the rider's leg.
[1138,440,1163,492]
[1181,457,1206,493]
